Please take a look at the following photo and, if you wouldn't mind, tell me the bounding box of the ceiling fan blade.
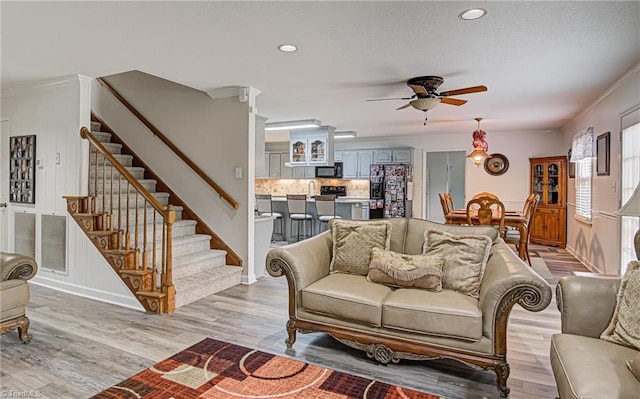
[366,96,413,102]
[439,85,488,97]
[408,84,428,95]
[440,97,467,106]
[396,103,412,110]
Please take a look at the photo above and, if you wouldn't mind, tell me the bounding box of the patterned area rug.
[92,338,445,398]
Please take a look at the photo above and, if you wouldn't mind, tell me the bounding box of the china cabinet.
[530,156,567,247]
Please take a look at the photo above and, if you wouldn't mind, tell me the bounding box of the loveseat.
[0,252,38,343]
[266,218,552,397]
[551,275,640,398]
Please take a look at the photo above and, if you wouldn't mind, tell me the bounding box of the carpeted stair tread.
[172,248,227,267]
[91,131,112,142]
[171,249,228,280]
[174,265,242,307]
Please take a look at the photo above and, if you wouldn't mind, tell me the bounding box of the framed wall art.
[9,135,36,204]
[596,132,610,176]
[567,148,575,178]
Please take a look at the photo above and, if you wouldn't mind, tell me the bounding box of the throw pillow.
[330,219,392,275]
[627,352,640,382]
[366,247,443,291]
[601,261,640,350]
[423,229,492,298]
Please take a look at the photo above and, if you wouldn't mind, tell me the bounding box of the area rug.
[91,337,445,399]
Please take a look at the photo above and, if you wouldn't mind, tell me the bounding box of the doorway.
[1,118,9,251]
[424,151,466,223]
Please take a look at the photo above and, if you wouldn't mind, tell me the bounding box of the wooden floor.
[0,244,589,399]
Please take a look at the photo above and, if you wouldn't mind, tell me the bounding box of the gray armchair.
[1,252,38,343]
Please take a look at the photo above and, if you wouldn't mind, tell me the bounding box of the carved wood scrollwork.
[7,264,36,280]
[496,285,549,322]
[332,337,486,371]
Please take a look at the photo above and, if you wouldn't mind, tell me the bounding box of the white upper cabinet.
[289,128,334,166]
[358,151,373,178]
[392,148,412,163]
[373,150,393,164]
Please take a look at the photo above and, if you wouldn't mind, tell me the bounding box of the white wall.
[562,63,640,274]
[331,129,564,219]
[91,71,255,280]
[1,75,143,310]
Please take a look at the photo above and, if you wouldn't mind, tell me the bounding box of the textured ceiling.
[2,1,639,140]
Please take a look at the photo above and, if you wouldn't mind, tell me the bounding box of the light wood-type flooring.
[0,244,589,399]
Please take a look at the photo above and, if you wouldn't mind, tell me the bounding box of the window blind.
[575,158,592,221]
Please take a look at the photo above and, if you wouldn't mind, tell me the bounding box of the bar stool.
[287,194,313,242]
[315,195,341,233]
[255,194,284,242]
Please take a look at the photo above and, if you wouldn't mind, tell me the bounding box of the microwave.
[315,162,343,178]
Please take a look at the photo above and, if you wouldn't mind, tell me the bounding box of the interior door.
[0,119,9,251]
[425,151,466,222]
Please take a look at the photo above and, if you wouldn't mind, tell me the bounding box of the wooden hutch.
[530,156,567,248]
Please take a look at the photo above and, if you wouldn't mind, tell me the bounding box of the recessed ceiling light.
[277,44,298,53]
[459,8,487,21]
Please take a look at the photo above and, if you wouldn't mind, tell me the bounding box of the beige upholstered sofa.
[267,218,552,397]
[552,275,640,398]
[0,252,38,343]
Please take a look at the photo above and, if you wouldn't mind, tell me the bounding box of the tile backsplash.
[255,178,370,198]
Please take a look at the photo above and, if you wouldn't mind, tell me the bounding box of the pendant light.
[467,117,490,167]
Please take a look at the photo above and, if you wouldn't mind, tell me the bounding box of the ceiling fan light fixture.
[277,44,298,53]
[334,130,357,139]
[410,97,441,111]
[459,8,487,21]
[265,119,321,131]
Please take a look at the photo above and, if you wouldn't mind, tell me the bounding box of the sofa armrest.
[266,231,333,314]
[556,275,620,338]
[478,240,552,350]
[0,252,38,282]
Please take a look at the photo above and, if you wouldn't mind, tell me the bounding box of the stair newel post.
[117,173,122,248]
[142,199,148,271]
[109,163,114,231]
[101,155,106,214]
[162,205,176,313]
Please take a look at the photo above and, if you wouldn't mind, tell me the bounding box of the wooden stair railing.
[96,77,239,210]
[64,127,176,314]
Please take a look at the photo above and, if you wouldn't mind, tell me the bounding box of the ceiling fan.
[367,76,487,125]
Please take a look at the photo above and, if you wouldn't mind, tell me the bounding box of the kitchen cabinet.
[373,150,393,164]
[392,148,412,163]
[291,166,315,179]
[267,152,291,178]
[334,151,343,162]
[342,150,372,179]
[530,156,566,247]
[290,132,328,165]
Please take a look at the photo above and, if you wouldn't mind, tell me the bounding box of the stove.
[320,185,347,197]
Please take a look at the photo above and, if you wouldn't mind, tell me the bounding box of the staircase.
[65,120,241,313]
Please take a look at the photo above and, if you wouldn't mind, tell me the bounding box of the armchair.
[1,252,38,343]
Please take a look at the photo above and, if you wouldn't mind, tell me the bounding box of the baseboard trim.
[565,245,601,273]
[31,275,145,311]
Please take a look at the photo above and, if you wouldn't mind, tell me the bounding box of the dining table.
[445,209,528,260]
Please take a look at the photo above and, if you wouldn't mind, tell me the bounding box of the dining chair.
[504,194,540,265]
[314,194,342,233]
[287,194,313,242]
[255,194,284,242]
[466,196,506,236]
[472,191,499,200]
[439,192,455,222]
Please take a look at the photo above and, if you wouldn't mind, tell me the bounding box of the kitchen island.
[269,196,371,242]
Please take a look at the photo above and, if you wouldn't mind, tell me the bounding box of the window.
[574,158,592,221]
[571,126,594,222]
[620,122,640,274]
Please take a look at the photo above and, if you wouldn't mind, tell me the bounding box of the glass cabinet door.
[547,162,560,205]
[290,139,307,164]
[533,163,545,202]
[309,138,326,164]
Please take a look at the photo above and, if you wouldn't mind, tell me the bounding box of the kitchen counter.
[270,196,372,204]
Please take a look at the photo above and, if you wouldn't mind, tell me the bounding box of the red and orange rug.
[92,337,445,398]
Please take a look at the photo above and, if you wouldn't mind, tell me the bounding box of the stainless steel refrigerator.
[369,164,413,218]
